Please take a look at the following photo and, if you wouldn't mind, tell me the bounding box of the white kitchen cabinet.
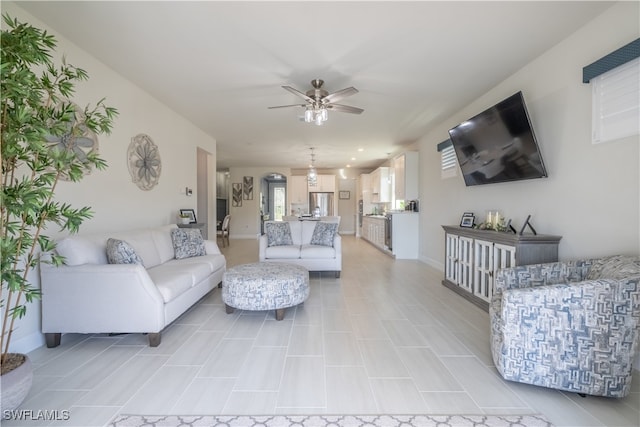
[393,152,418,202]
[362,216,386,250]
[308,174,336,192]
[442,225,561,310]
[370,167,390,203]
[390,212,419,259]
[289,175,308,204]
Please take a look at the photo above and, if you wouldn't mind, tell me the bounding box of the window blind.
[591,57,640,144]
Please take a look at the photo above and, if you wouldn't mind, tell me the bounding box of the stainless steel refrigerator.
[309,192,334,217]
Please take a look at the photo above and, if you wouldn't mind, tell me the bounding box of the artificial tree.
[1,13,118,374]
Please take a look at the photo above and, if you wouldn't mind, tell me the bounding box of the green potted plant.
[1,14,117,410]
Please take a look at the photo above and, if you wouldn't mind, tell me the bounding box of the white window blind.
[592,57,640,144]
[441,145,457,179]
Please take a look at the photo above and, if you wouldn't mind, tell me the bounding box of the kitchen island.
[361,212,419,259]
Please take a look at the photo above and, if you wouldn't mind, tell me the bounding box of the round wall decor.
[127,134,161,191]
[45,103,99,181]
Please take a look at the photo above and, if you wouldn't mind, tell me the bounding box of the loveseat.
[40,224,226,347]
[259,220,342,277]
[490,254,640,397]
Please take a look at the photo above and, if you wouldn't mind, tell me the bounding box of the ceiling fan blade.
[322,87,358,104]
[268,104,307,109]
[282,85,314,103]
[327,104,364,114]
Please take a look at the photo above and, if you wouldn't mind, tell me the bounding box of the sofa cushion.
[301,244,336,259]
[152,225,179,263]
[289,221,303,246]
[301,221,317,245]
[106,238,143,265]
[147,264,195,303]
[310,222,338,247]
[265,245,301,259]
[171,228,206,259]
[56,235,108,266]
[168,254,226,275]
[586,255,640,281]
[265,222,293,247]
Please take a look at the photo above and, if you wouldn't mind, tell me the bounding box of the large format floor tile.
[10,236,639,427]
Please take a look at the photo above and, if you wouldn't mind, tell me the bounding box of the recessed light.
[351,157,356,161]
[357,148,364,152]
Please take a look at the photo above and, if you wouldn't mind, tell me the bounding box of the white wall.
[418,1,640,269]
[5,3,217,353]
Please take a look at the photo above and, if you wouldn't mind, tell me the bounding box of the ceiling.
[14,1,612,171]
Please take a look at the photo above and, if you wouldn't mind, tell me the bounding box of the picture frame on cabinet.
[460,213,475,228]
[179,209,197,224]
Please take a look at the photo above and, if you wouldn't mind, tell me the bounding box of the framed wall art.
[243,176,253,200]
[232,183,242,207]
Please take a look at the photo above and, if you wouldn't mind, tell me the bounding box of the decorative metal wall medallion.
[45,103,99,181]
[127,134,161,191]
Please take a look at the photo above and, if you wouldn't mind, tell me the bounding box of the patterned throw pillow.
[106,238,143,265]
[171,228,206,259]
[265,222,293,247]
[310,222,338,247]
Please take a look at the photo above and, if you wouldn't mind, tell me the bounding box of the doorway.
[260,173,287,232]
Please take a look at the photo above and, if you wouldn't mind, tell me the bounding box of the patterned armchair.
[490,255,640,397]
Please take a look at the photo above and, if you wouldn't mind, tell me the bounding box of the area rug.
[109,414,554,427]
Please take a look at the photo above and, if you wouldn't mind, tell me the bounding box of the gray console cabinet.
[442,225,562,311]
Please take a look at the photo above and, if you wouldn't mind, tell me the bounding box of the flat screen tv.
[448,91,547,186]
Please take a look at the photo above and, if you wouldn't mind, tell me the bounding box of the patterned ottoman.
[222,262,309,320]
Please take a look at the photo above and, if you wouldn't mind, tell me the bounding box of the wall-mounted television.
[448,91,547,186]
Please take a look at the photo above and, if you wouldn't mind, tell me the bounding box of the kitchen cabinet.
[362,216,386,250]
[393,152,418,202]
[289,175,308,204]
[308,174,336,192]
[390,212,419,259]
[370,167,390,203]
[442,225,562,311]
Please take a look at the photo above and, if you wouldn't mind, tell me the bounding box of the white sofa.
[259,220,342,277]
[40,224,225,347]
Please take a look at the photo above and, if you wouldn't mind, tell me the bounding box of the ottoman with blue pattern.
[222,262,309,320]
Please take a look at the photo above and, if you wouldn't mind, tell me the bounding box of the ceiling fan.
[268,79,363,125]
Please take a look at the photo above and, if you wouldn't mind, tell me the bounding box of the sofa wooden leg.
[218,282,222,289]
[45,333,61,348]
[275,308,285,321]
[225,304,235,314]
[148,333,161,347]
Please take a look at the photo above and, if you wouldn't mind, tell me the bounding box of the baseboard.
[9,331,45,354]
[419,255,444,272]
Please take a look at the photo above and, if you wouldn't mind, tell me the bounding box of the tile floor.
[8,236,640,427]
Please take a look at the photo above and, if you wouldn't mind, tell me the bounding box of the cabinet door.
[473,239,494,302]
[394,155,406,201]
[457,236,474,292]
[493,243,516,272]
[445,233,459,283]
[319,175,336,192]
[290,176,308,204]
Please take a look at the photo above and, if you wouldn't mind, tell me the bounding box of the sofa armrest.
[259,234,268,261]
[495,259,595,293]
[501,277,640,348]
[40,263,166,334]
[204,239,222,255]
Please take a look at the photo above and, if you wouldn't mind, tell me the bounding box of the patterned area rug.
[109,414,554,427]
